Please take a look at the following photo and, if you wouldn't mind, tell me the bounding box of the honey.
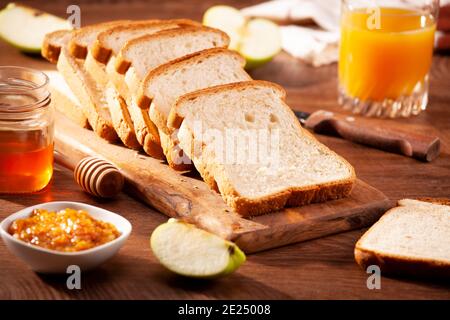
[0,131,53,193]
[0,67,54,193]
[8,208,121,252]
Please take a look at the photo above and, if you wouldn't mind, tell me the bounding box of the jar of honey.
[0,66,54,193]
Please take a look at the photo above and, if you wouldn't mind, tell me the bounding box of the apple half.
[203,5,281,69]
[0,3,72,53]
[150,219,246,278]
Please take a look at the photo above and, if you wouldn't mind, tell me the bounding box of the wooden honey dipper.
[74,156,124,198]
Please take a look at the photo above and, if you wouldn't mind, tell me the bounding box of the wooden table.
[1,0,449,300]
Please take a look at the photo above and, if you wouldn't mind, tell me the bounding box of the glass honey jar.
[0,66,54,193]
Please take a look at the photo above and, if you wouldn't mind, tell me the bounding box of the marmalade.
[8,208,120,252]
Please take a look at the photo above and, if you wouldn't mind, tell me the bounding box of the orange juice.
[339,7,436,102]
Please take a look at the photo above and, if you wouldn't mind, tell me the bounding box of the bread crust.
[68,20,132,59]
[91,19,201,64]
[49,86,90,129]
[127,98,165,159]
[159,130,193,171]
[105,87,141,149]
[354,247,450,279]
[354,198,450,279]
[114,26,230,75]
[172,81,356,216]
[42,30,72,63]
[57,49,118,142]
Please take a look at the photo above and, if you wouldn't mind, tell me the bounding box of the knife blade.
[294,110,440,162]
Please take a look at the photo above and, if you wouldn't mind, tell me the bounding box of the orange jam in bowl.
[8,208,121,252]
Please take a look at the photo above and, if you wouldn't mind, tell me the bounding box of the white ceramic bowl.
[0,201,132,274]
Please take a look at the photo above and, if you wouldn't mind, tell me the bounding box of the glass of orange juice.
[339,0,439,117]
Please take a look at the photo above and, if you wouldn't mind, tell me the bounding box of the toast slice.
[57,47,118,141]
[42,30,90,129]
[169,81,356,216]
[70,21,145,149]
[90,19,200,65]
[355,199,450,278]
[68,20,132,59]
[42,29,72,63]
[114,26,230,93]
[136,48,251,170]
[47,71,90,129]
[87,20,201,156]
[43,28,118,141]
[111,26,230,160]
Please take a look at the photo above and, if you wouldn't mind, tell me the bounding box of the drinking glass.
[339,0,439,117]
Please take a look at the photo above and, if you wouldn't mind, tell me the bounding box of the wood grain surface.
[0,0,449,299]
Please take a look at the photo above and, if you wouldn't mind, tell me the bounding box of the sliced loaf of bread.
[169,81,356,216]
[136,48,251,170]
[355,199,450,278]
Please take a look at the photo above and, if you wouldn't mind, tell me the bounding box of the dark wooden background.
[0,0,449,299]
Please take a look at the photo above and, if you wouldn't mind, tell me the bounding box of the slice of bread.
[42,30,90,129]
[90,20,202,155]
[169,81,356,216]
[43,28,118,141]
[110,26,229,160]
[128,96,164,159]
[91,19,200,65]
[47,71,90,129]
[137,48,251,170]
[68,20,132,59]
[71,21,145,149]
[114,26,230,80]
[42,29,72,63]
[355,199,450,278]
[57,48,118,142]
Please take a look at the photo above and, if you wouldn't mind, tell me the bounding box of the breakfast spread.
[0,1,447,289]
[8,208,120,252]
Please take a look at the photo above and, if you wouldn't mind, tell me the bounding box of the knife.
[295,110,441,162]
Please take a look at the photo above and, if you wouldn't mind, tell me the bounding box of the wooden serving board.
[54,112,392,253]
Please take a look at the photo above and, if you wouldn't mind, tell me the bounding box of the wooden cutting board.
[54,112,392,253]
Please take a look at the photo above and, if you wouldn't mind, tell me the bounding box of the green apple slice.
[203,5,246,51]
[240,18,282,70]
[150,219,246,278]
[0,3,72,53]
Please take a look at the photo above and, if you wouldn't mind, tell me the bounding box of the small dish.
[0,201,132,274]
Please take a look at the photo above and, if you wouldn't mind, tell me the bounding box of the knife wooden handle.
[304,110,441,162]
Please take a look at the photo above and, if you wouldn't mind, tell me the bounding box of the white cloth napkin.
[242,0,341,66]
